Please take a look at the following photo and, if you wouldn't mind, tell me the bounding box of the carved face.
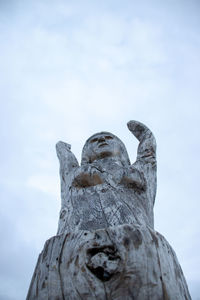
[81,132,130,166]
[88,133,119,160]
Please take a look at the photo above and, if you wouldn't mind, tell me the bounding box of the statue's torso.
[58,160,153,234]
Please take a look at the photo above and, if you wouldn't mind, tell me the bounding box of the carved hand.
[127,120,150,142]
[56,141,71,160]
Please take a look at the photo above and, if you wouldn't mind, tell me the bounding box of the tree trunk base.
[27,224,191,300]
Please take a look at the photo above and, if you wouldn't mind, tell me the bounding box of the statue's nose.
[98,137,105,143]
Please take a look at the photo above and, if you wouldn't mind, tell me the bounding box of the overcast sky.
[0,0,200,299]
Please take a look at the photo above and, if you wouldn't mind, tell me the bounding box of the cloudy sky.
[0,0,200,299]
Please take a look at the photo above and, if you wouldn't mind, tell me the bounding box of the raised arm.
[56,141,79,207]
[127,120,157,206]
[56,141,79,175]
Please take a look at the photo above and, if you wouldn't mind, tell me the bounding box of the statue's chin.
[91,150,121,163]
[99,150,112,159]
[90,151,112,162]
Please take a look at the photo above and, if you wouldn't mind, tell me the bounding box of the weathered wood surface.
[27,120,191,299]
[56,121,156,234]
[27,224,191,300]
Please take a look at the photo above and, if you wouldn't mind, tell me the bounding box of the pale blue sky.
[0,0,200,299]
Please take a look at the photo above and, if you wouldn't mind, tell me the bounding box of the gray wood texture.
[27,121,191,299]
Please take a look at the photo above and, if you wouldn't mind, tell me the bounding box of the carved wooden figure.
[27,121,191,300]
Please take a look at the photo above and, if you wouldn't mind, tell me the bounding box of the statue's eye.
[105,136,113,140]
[90,138,98,143]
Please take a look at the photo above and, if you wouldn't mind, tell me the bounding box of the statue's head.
[81,132,130,166]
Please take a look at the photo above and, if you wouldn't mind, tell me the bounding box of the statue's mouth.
[98,143,108,148]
